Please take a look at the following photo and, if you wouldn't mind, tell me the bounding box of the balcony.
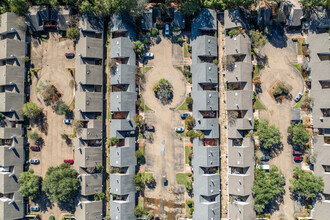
[204,138,217,146]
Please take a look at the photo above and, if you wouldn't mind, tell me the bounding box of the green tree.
[144,174,155,185]
[28,131,40,141]
[42,163,80,204]
[299,0,327,8]
[133,173,145,191]
[134,206,148,217]
[18,169,42,199]
[111,137,120,145]
[57,103,70,115]
[94,192,105,200]
[290,167,324,199]
[134,114,145,128]
[133,40,145,54]
[186,97,193,110]
[23,102,41,119]
[186,200,193,207]
[0,112,5,121]
[61,133,68,140]
[49,216,55,220]
[252,165,285,214]
[203,0,226,10]
[184,180,193,193]
[179,0,201,16]
[7,0,29,15]
[257,119,282,149]
[151,27,159,36]
[250,30,268,49]
[66,27,80,40]
[287,123,311,146]
[95,164,104,173]
[154,78,173,105]
[185,116,195,130]
[135,150,145,165]
[78,0,95,13]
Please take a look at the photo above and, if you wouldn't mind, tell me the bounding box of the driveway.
[29,32,75,219]
[258,29,304,219]
[141,35,187,218]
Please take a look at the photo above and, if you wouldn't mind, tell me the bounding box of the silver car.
[29,159,39,164]
[175,127,184,133]
[295,92,303,102]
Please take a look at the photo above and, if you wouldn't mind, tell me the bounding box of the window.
[323,165,330,173]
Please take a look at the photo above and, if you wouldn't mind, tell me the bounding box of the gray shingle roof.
[192,91,218,114]
[194,118,219,139]
[192,8,217,38]
[0,192,24,220]
[110,14,136,40]
[79,173,102,196]
[0,13,26,35]
[224,8,248,30]
[228,173,254,196]
[171,8,185,29]
[25,6,50,32]
[79,13,103,32]
[226,90,253,110]
[288,8,304,27]
[74,145,102,169]
[308,6,330,31]
[110,92,137,112]
[191,63,218,84]
[110,194,135,220]
[225,62,253,86]
[75,200,103,220]
[306,33,330,62]
[51,6,72,31]
[75,62,103,85]
[228,197,256,220]
[193,195,221,220]
[110,37,136,65]
[192,35,218,63]
[228,144,254,168]
[193,138,219,167]
[141,9,153,30]
[110,174,136,195]
[109,119,135,139]
[314,135,330,194]
[76,35,103,59]
[110,64,136,90]
[75,91,103,113]
[109,137,137,167]
[258,7,271,26]
[0,93,24,113]
[225,34,251,59]
[0,38,25,60]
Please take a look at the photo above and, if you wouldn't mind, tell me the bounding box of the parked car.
[146,125,155,131]
[30,206,40,212]
[30,146,40,151]
[63,119,72,125]
[292,150,302,155]
[65,52,75,58]
[295,92,303,102]
[143,52,154,58]
[257,164,270,171]
[165,24,170,35]
[175,127,184,133]
[64,159,74,164]
[29,159,39,164]
[294,156,303,161]
[260,155,270,161]
[180,112,190,119]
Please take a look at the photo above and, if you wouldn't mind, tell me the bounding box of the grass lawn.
[253,65,263,79]
[140,98,152,111]
[139,145,144,155]
[185,146,192,164]
[143,66,152,73]
[184,43,188,58]
[293,93,305,109]
[297,42,302,55]
[138,198,144,208]
[177,101,189,110]
[144,172,153,179]
[254,97,266,110]
[291,64,301,74]
[176,173,190,185]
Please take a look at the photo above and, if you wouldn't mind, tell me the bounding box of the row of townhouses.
[0,12,26,220]
[191,8,221,220]
[224,8,256,220]
[73,13,104,220]
[309,32,330,220]
[109,14,137,220]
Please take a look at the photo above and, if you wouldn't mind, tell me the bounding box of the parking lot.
[141,35,187,218]
[29,32,75,218]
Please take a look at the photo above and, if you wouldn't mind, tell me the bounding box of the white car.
[165,24,170,35]
[63,119,72,125]
[143,52,154,58]
[30,206,40,212]
[294,92,303,102]
[29,159,39,164]
[175,127,184,133]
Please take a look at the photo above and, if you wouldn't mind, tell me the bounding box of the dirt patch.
[29,32,75,219]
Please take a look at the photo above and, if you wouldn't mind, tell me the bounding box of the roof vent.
[86,71,90,75]
[235,93,238,96]
[237,161,240,164]
[209,94,212,98]
[236,104,239,109]
[234,37,237,41]
[116,41,119,45]
[208,39,211,43]
[234,64,237,68]
[237,188,240,192]
[86,101,89,105]
[320,117,324,121]
[209,66,212,70]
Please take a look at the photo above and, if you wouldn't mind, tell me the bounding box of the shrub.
[151,27,159,36]
[0,112,5,121]
[94,192,105,200]
[49,216,55,220]
[28,132,40,141]
[228,28,240,37]
[66,27,80,40]
[153,78,173,105]
[23,102,41,119]
[212,59,218,65]
[177,37,184,43]
[95,165,104,173]
[61,133,68,140]
[57,103,70,115]
[273,82,291,97]
[186,200,193,207]
[185,116,195,130]
[111,137,120,146]
[135,150,145,165]
[24,56,30,62]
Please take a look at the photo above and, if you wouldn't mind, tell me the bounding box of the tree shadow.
[260,143,284,158]
[58,201,76,213]
[35,137,45,148]
[32,112,48,135]
[267,25,288,48]
[32,191,53,211]
[65,138,72,146]
[264,194,285,214]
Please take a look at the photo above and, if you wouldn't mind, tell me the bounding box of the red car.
[65,52,75,58]
[294,156,303,161]
[64,159,74,164]
[292,150,302,155]
[30,146,40,151]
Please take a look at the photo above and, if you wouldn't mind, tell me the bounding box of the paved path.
[258,36,304,219]
[141,36,187,218]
